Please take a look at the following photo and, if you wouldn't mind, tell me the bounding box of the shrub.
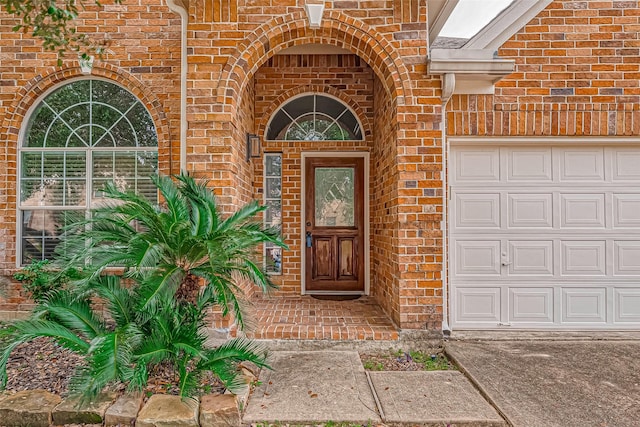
[13,260,80,303]
[1,173,287,400]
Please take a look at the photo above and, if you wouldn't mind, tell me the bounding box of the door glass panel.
[315,167,355,227]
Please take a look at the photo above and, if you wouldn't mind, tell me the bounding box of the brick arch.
[0,63,171,153]
[217,10,413,116]
[257,85,373,141]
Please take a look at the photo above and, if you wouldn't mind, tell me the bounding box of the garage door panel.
[451,145,640,329]
[560,194,606,228]
[508,193,553,228]
[561,241,607,276]
[557,148,605,182]
[614,241,640,275]
[454,193,501,228]
[509,288,554,323]
[613,194,640,227]
[562,288,607,323]
[455,240,501,275]
[455,288,501,322]
[506,148,552,181]
[508,241,554,275]
[453,149,500,183]
[615,289,640,322]
[612,150,640,182]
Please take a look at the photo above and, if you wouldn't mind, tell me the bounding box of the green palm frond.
[90,276,136,328]
[197,338,269,394]
[137,266,185,312]
[177,360,201,398]
[39,290,107,340]
[217,200,264,233]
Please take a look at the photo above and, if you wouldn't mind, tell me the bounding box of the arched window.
[266,94,363,141]
[18,79,158,264]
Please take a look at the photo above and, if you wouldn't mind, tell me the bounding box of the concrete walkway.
[446,340,640,427]
[242,350,505,425]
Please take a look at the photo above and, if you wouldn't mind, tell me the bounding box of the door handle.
[306,232,312,248]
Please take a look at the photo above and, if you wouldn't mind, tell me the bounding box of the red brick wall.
[0,0,181,314]
[448,0,640,136]
[0,0,446,330]
[371,76,400,325]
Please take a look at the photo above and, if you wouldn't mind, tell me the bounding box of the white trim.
[427,0,460,46]
[464,0,554,51]
[448,137,640,146]
[300,151,370,296]
[452,78,497,95]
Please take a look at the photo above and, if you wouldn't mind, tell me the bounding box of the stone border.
[0,370,255,427]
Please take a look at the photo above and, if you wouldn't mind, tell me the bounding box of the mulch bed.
[2,337,226,398]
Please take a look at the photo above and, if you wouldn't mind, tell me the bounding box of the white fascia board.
[428,49,515,95]
[428,0,460,46]
[428,48,515,75]
[464,0,553,50]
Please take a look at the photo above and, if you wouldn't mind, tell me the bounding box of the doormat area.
[311,295,361,301]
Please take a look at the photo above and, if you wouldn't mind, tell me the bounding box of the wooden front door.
[305,156,365,292]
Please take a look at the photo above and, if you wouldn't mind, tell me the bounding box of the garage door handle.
[501,261,511,266]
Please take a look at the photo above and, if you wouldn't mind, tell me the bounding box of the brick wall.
[0,0,181,314]
[371,76,400,325]
[448,0,640,136]
[1,0,448,330]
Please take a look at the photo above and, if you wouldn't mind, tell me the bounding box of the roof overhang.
[428,49,515,96]
[427,0,553,96]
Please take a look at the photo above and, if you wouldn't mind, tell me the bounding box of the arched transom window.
[19,79,158,264]
[266,94,363,141]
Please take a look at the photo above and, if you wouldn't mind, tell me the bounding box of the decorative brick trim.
[216,10,413,118]
[447,95,640,136]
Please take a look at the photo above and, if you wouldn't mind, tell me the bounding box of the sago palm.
[0,173,287,399]
[62,173,285,327]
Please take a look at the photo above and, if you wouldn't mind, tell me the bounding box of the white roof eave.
[427,0,553,95]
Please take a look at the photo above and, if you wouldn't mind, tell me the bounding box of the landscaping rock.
[52,392,117,425]
[0,389,61,427]
[104,392,144,426]
[199,394,240,427]
[136,394,199,427]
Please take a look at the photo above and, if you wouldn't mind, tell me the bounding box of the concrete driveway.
[446,340,640,427]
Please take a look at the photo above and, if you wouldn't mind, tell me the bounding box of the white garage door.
[450,144,640,329]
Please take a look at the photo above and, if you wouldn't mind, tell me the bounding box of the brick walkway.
[238,295,399,341]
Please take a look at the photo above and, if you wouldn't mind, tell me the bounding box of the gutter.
[165,0,188,173]
[440,73,455,337]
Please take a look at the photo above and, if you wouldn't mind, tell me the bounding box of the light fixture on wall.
[304,3,325,29]
[246,133,261,161]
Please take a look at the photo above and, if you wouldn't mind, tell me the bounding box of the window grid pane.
[264,153,282,274]
[266,94,363,141]
[19,79,158,264]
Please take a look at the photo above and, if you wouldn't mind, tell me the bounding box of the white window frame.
[16,77,158,267]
